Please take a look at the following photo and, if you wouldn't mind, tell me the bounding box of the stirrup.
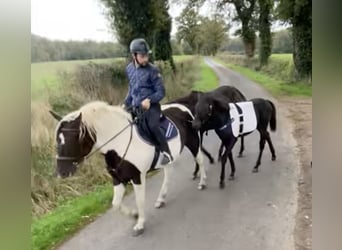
[161,152,173,165]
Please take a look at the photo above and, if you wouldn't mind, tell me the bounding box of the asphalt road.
[58,57,299,250]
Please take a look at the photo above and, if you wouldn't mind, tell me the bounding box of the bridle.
[56,119,134,168]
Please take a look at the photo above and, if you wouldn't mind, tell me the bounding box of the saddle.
[131,108,178,170]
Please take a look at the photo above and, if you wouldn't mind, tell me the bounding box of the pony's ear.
[74,112,82,124]
[213,97,229,112]
[49,110,62,121]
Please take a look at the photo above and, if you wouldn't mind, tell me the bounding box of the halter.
[56,119,134,168]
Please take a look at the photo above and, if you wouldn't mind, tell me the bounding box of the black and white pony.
[192,95,277,188]
[50,101,207,236]
[169,85,247,177]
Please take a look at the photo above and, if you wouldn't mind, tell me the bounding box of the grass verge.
[214,57,312,97]
[31,184,113,250]
[193,58,219,91]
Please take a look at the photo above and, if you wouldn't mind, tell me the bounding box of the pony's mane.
[57,101,131,141]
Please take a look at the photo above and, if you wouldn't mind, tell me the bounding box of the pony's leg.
[201,146,215,164]
[228,151,236,180]
[192,163,199,180]
[112,184,137,218]
[132,175,146,236]
[253,131,266,173]
[237,135,245,157]
[220,147,229,189]
[196,149,207,190]
[155,167,171,208]
[265,131,276,161]
[217,142,225,162]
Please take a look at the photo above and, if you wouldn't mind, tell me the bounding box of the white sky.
[31,0,286,42]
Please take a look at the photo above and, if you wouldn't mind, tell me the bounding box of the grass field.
[31,55,193,99]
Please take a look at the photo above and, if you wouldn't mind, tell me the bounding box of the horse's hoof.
[219,182,225,189]
[272,156,276,161]
[237,153,243,158]
[229,176,235,181]
[252,168,259,173]
[192,175,198,180]
[132,228,144,237]
[198,184,206,190]
[155,201,165,209]
[209,159,215,164]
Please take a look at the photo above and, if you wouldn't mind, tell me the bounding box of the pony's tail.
[268,100,276,131]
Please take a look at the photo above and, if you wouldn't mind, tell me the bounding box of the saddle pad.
[136,115,178,145]
[229,101,257,137]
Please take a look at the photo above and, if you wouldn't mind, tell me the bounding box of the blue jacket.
[124,62,165,108]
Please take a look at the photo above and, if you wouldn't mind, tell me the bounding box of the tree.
[199,15,228,56]
[277,0,312,81]
[258,0,273,66]
[175,4,201,54]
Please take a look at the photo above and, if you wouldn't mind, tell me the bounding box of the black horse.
[168,85,247,170]
[192,94,277,188]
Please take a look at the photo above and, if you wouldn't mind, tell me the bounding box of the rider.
[123,38,173,165]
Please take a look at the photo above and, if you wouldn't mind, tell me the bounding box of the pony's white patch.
[161,103,194,119]
[229,102,257,137]
[59,133,65,145]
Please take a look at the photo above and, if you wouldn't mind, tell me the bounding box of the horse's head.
[192,94,230,131]
[50,110,96,178]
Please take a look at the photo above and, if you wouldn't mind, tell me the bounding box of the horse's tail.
[268,100,276,131]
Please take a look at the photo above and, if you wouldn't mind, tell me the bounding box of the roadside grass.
[213,57,311,97]
[193,58,219,92]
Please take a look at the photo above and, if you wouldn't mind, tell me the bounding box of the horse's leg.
[196,148,207,190]
[220,146,229,189]
[217,142,225,162]
[228,151,236,180]
[188,132,207,188]
[265,131,276,161]
[132,174,146,236]
[237,135,245,157]
[155,167,171,208]
[112,183,137,218]
[201,146,215,164]
[253,130,266,173]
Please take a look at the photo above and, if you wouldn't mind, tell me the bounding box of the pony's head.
[50,110,96,178]
[192,93,230,131]
[50,101,130,178]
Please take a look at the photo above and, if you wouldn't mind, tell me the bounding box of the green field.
[31,55,193,99]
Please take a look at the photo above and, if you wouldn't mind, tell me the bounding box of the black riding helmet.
[129,38,152,55]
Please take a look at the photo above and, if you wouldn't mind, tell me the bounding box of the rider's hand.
[141,98,151,110]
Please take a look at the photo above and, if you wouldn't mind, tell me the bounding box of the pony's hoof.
[209,158,215,164]
[155,201,166,209]
[272,156,276,161]
[237,153,243,158]
[132,228,144,237]
[229,176,235,181]
[198,184,206,190]
[192,175,198,180]
[219,182,225,189]
[252,168,259,173]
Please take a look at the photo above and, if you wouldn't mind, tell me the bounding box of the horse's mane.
[57,101,131,141]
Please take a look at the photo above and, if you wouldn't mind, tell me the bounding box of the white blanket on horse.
[229,102,257,137]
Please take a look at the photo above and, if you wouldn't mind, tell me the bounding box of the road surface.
[58,57,299,250]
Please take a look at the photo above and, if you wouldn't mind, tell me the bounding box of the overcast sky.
[31,0,285,42]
